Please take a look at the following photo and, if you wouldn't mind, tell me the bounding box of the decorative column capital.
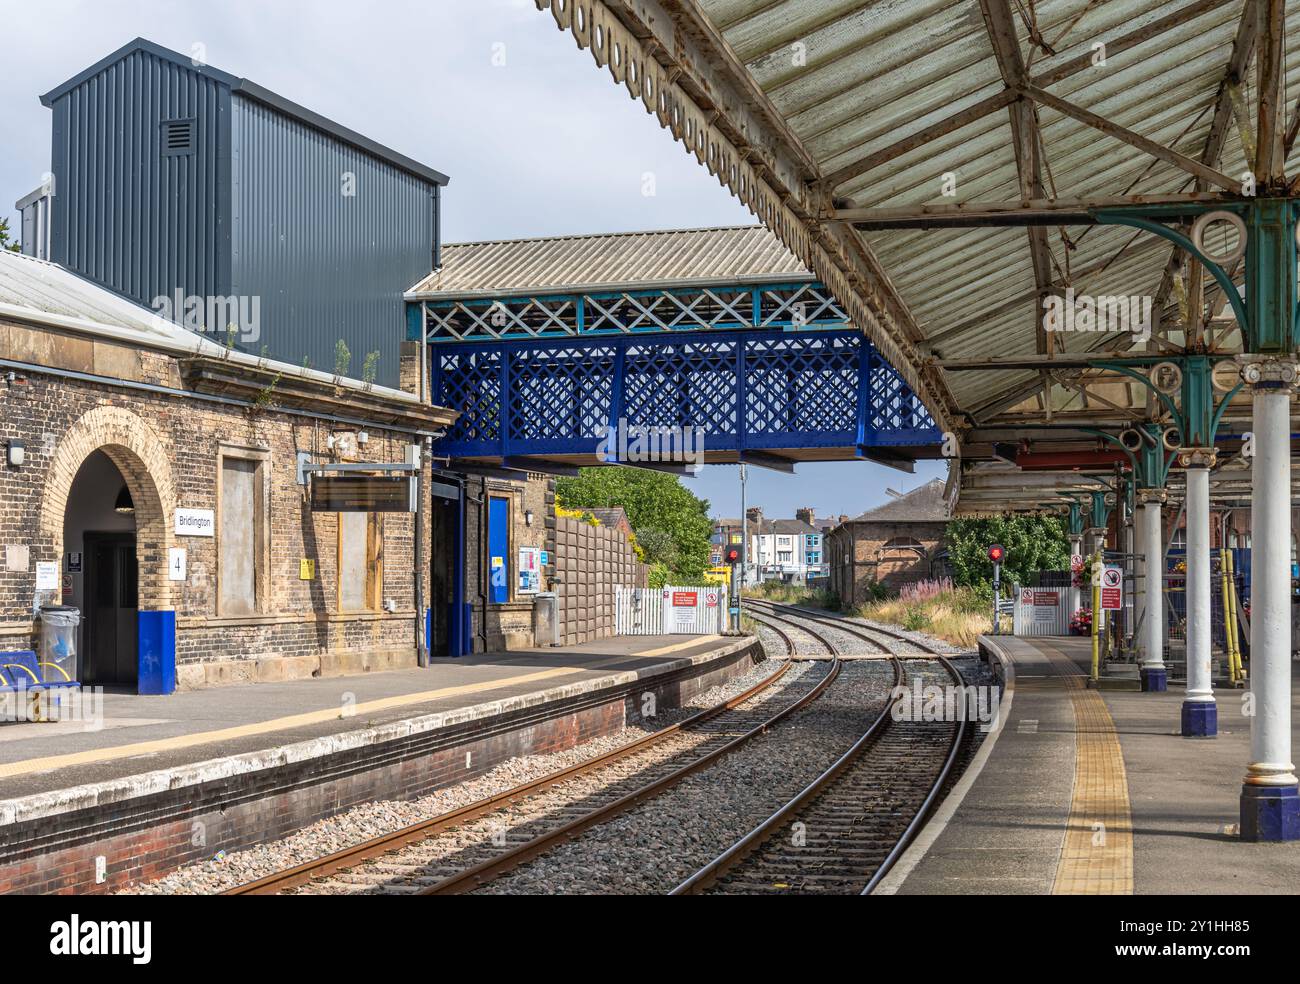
[1176,447,1218,469]
[1136,488,1168,506]
[1236,355,1300,391]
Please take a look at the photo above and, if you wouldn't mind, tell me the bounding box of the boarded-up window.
[339,512,382,611]
[220,458,259,615]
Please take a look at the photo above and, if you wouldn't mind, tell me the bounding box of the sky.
[0,0,945,521]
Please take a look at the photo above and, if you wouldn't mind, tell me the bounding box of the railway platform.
[882,636,1300,895]
[0,632,759,893]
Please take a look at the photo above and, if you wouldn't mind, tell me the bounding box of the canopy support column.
[1240,359,1300,840]
[1180,456,1216,736]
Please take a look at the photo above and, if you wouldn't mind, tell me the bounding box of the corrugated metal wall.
[230,97,435,385]
[50,48,230,311]
[47,46,438,387]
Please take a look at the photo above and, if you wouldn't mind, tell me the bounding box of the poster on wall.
[518,547,541,595]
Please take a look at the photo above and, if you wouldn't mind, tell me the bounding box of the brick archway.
[41,406,177,611]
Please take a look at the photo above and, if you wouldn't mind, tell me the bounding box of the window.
[339,512,383,611]
[217,447,269,617]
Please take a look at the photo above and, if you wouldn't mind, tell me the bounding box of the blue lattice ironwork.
[416,282,849,342]
[430,329,939,459]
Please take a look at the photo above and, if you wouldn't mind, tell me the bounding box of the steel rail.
[671,604,969,896]
[418,615,845,895]
[225,640,796,896]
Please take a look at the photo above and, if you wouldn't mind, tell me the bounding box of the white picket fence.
[615,584,730,635]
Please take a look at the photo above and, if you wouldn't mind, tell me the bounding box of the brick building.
[826,479,953,605]
[0,251,455,692]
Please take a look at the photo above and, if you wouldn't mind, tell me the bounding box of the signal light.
[988,544,1005,564]
[724,546,742,565]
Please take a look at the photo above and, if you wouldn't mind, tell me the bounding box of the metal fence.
[615,585,729,635]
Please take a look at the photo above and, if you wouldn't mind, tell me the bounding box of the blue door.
[488,496,509,604]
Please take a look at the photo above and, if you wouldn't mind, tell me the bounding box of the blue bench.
[0,650,81,722]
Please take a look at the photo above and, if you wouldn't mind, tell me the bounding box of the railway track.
[675,600,969,895]
[226,602,975,896]
[225,618,835,895]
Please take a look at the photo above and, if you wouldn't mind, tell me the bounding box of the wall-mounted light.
[114,485,135,514]
[524,509,534,527]
[357,431,369,446]
[6,440,24,467]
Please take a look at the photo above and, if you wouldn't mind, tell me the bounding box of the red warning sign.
[671,591,698,608]
[1100,566,1123,611]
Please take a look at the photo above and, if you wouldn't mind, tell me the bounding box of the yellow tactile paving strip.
[1047,661,1134,895]
[0,637,724,781]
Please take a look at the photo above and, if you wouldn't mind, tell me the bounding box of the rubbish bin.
[532,592,559,647]
[37,605,80,682]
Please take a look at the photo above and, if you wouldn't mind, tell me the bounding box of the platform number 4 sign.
[168,548,187,582]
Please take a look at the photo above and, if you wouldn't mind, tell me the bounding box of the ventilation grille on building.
[161,119,195,156]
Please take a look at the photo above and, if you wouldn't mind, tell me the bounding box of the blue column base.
[1140,667,1167,692]
[137,610,176,695]
[1240,785,1300,842]
[1181,699,1217,738]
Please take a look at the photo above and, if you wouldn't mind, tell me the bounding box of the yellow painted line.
[1049,659,1134,895]
[630,634,723,658]
[0,653,652,781]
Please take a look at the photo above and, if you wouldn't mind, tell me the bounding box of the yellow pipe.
[1225,548,1242,683]
[1090,575,1101,682]
[37,662,71,682]
[1218,549,1235,683]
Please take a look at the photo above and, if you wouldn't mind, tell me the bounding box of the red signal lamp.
[988,544,1006,564]
[724,546,742,565]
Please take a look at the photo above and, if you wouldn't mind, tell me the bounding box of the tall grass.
[858,583,998,648]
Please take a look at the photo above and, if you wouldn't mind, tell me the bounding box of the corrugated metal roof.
[40,38,449,186]
[407,225,813,298]
[538,0,1296,429]
[0,251,418,402]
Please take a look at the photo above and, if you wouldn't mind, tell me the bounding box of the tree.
[945,514,1070,588]
[556,467,712,581]
[0,217,23,253]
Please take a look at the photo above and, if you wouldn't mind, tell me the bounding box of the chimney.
[795,507,815,526]
[838,514,850,525]
[745,506,763,525]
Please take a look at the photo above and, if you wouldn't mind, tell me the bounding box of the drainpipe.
[411,442,429,668]
[478,476,489,653]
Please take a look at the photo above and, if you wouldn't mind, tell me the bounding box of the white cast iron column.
[1181,458,1216,737]
[1139,492,1167,691]
[1240,359,1299,840]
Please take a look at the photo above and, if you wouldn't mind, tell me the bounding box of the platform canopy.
[529,0,1300,505]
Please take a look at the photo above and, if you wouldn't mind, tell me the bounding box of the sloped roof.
[40,38,449,186]
[848,479,951,524]
[752,517,818,535]
[588,506,632,529]
[407,225,813,298]
[0,251,419,404]
[534,0,1298,454]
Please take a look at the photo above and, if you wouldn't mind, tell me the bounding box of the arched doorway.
[63,451,138,687]
[41,407,177,694]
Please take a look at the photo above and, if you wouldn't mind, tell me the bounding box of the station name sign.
[175,508,215,536]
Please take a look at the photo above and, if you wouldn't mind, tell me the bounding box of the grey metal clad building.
[39,38,449,386]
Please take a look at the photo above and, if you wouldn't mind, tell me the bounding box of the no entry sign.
[1100,565,1123,610]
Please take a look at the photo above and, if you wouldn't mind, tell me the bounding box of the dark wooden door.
[84,533,138,687]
